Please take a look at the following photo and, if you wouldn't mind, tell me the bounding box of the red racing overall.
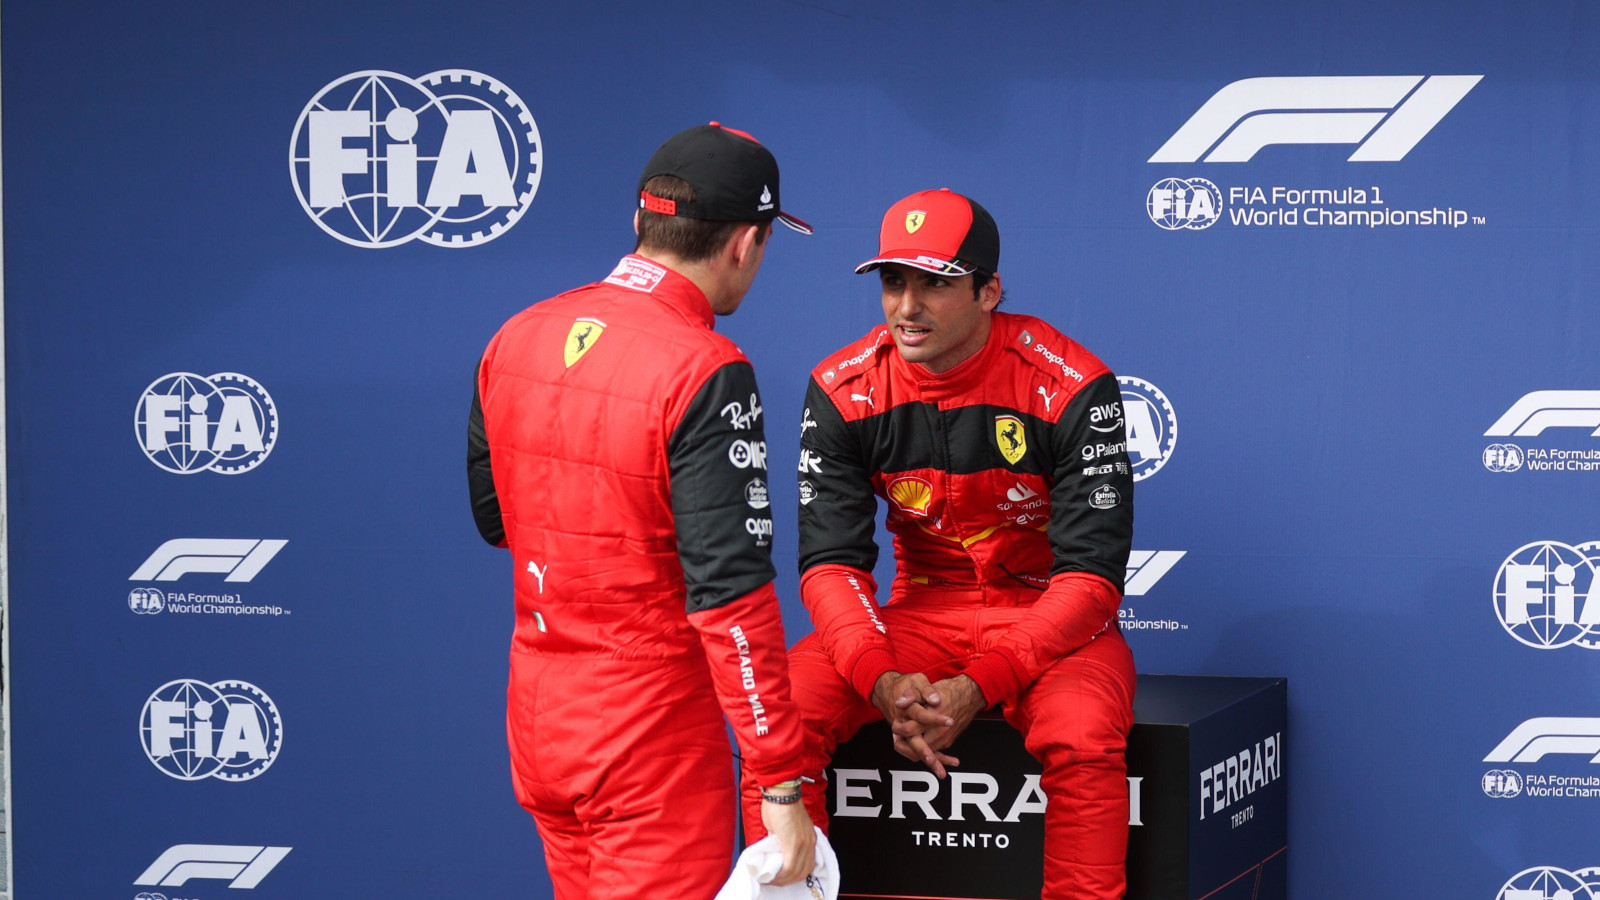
[743,310,1136,899]
[472,256,804,900]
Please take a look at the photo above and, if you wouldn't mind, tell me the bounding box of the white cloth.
[714,826,839,900]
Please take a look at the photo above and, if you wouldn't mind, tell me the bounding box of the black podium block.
[823,674,1287,900]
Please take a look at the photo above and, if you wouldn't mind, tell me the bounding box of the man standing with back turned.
[469,123,816,898]
[743,189,1136,899]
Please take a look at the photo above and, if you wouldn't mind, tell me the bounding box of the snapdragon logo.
[1493,542,1600,650]
[1497,866,1600,900]
[1118,377,1177,482]
[290,69,542,247]
[136,844,292,889]
[135,373,278,474]
[140,679,283,781]
[1484,392,1600,474]
[1149,75,1482,163]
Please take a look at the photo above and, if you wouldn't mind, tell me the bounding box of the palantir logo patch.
[290,69,542,247]
[1149,75,1482,163]
[136,844,292,889]
[135,373,278,474]
[140,679,283,781]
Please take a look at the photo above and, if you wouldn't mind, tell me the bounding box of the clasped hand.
[870,670,986,778]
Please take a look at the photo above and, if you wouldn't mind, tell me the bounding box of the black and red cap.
[855,188,999,276]
[637,122,812,234]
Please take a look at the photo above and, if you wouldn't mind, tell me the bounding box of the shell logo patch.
[887,475,935,517]
[564,318,606,368]
[905,210,927,234]
[995,416,1027,465]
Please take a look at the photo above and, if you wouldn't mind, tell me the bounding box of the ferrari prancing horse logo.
[905,211,927,234]
[995,415,1027,465]
[564,318,606,367]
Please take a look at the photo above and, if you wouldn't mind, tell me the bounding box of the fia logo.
[141,679,283,781]
[1494,542,1600,650]
[129,587,166,615]
[290,70,542,248]
[1147,178,1222,230]
[1118,376,1178,482]
[135,373,278,474]
[1482,769,1523,799]
[1497,866,1600,900]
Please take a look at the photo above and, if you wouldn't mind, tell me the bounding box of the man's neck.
[634,249,725,310]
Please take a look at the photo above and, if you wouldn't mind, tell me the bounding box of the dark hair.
[636,175,768,262]
[971,269,1007,306]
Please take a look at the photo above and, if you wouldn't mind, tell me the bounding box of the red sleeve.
[800,563,900,701]
[687,582,806,785]
[961,571,1122,705]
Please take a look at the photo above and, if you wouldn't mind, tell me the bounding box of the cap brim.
[776,211,813,235]
[853,254,978,276]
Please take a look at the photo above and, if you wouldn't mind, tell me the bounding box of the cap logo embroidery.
[758,185,775,211]
[905,211,927,234]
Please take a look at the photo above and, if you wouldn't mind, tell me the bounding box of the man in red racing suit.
[741,189,1137,899]
[470,123,817,898]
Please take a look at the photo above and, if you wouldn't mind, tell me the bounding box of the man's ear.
[730,222,765,269]
[979,273,1003,312]
[633,209,641,236]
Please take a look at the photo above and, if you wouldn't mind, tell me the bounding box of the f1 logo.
[1149,75,1482,163]
[1125,550,1186,596]
[1484,718,1600,764]
[130,539,287,582]
[135,844,292,888]
[1486,391,1600,437]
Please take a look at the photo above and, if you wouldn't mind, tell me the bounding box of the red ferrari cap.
[855,188,999,276]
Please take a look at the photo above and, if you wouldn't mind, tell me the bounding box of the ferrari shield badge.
[995,415,1027,465]
[564,318,605,368]
[905,210,926,234]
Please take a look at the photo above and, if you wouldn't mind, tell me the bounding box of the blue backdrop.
[5,1,1599,897]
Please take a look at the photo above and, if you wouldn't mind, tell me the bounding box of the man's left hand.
[916,674,987,753]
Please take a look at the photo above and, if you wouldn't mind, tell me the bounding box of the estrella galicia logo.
[1494,542,1600,650]
[141,679,283,781]
[135,373,278,474]
[136,893,170,900]
[1147,178,1222,230]
[129,587,165,614]
[1497,866,1600,900]
[1482,769,1524,799]
[290,70,542,248]
[1118,376,1178,482]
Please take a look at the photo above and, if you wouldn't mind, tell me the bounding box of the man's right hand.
[759,797,817,886]
[871,670,958,777]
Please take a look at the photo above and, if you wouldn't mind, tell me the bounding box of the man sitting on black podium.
[741,189,1137,900]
